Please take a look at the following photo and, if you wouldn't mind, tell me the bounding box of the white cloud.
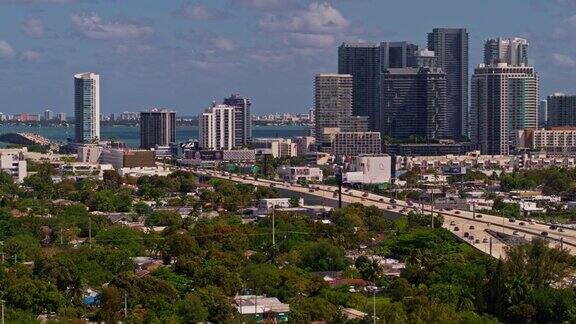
[0,40,15,58]
[21,50,41,60]
[71,12,153,40]
[22,19,45,38]
[258,2,349,35]
[175,3,228,21]
[256,2,351,52]
[230,0,287,10]
[212,36,236,51]
[551,53,576,67]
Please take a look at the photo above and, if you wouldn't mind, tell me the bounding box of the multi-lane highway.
[192,169,576,258]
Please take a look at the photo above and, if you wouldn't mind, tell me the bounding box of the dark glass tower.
[140,109,176,149]
[338,43,381,129]
[427,28,469,139]
[380,67,447,140]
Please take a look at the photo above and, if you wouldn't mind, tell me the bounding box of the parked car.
[519,222,525,226]
[469,225,475,230]
[483,238,488,243]
[454,227,460,231]
[463,232,469,238]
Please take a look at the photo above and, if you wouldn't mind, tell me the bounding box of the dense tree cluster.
[0,169,573,322]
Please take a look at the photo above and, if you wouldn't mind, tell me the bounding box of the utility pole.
[336,169,343,209]
[124,292,128,318]
[272,206,276,247]
[472,202,476,220]
[373,289,376,324]
[489,237,493,256]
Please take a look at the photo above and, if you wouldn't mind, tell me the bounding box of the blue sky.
[0,0,575,116]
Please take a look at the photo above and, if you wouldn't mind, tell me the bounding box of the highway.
[192,169,576,258]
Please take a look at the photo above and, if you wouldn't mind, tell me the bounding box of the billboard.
[441,166,467,175]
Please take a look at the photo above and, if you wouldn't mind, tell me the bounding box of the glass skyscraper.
[74,72,100,143]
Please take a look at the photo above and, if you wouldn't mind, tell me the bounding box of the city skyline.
[0,0,576,115]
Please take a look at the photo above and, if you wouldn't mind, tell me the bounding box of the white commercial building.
[77,144,103,164]
[74,72,100,143]
[277,166,323,183]
[0,148,27,182]
[252,138,297,158]
[344,155,391,184]
[198,103,236,150]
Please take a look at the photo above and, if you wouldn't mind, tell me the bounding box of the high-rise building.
[538,100,548,127]
[57,112,66,122]
[380,41,419,69]
[74,72,100,143]
[43,109,53,121]
[408,49,438,68]
[427,28,469,139]
[330,132,382,156]
[484,37,528,66]
[470,63,538,155]
[314,74,353,150]
[198,103,236,150]
[139,108,176,149]
[338,43,381,122]
[379,67,447,140]
[547,93,576,127]
[223,93,252,147]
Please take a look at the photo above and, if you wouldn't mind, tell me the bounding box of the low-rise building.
[0,148,27,182]
[59,162,113,179]
[344,155,391,184]
[330,132,381,156]
[252,138,297,158]
[277,166,323,183]
[101,148,155,170]
[233,295,289,322]
[294,136,316,156]
[77,144,102,164]
[517,127,576,156]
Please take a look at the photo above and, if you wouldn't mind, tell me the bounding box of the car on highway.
[541,231,549,237]
[407,202,414,206]
[509,218,516,223]
[269,183,275,188]
[309,189,314,193]
[519,222,525,226]
[387,206,393,210]
[513,230,519,236]
[379,198,384,202]
[454,211,461,214]
[559,228,565,233]
[549,225,558,230]
[362,193,369,197]
[390,199,396,204]
[476,214,482,218]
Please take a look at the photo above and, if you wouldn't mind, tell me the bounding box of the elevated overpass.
[192,169,576,259]
[0,132,59,149]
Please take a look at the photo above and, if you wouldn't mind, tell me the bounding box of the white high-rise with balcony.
[74,72,100,143]
[198,103,236,150]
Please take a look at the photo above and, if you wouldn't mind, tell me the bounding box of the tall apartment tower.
[223,93,252,147]
[139,108,176,149]
[538,100,548,127]
[43,109,53,121]
[380,67,447,140]
[380,41,419,69]
[198,103,236,150]
[314,74,353,150]
[470,63,538,155]
[484,37,528,66]
[338,43,381,125]
[427,28,469,139]
[547,93,576,127]
[74,72,100,143]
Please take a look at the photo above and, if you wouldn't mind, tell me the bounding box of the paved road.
[193,169,576,258]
